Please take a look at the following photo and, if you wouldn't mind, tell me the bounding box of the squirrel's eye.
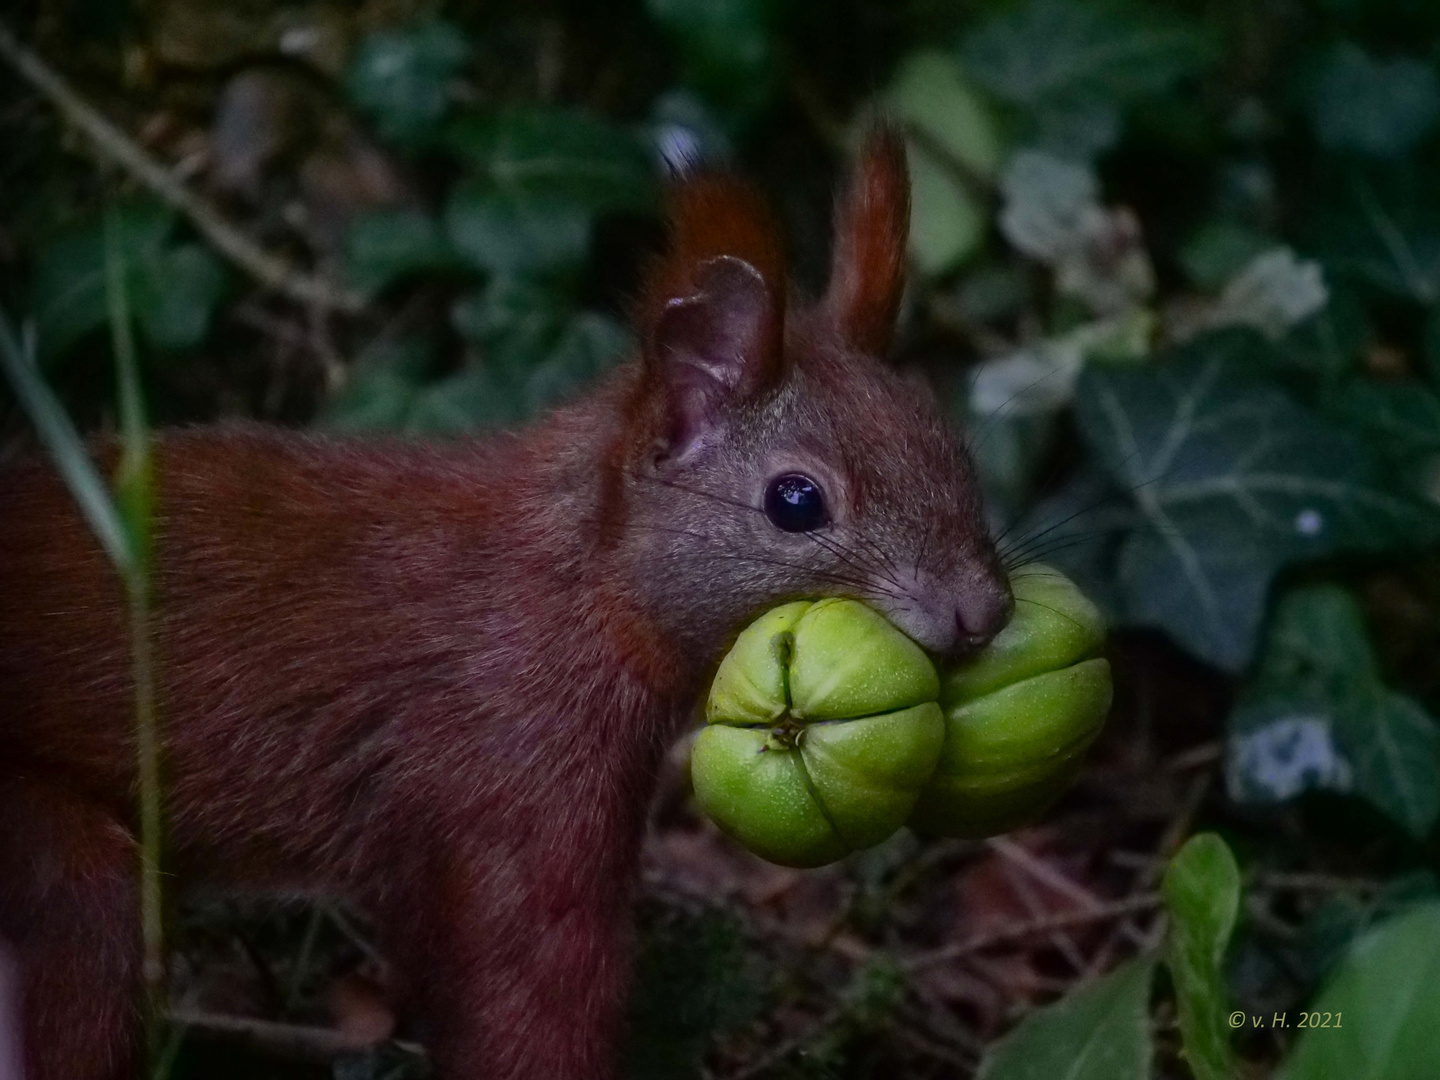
[764,474,829,533]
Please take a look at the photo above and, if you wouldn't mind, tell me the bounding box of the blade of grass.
[103,206,167,1075]
[0,315,137,578]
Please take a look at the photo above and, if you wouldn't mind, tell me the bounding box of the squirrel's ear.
[642,178,785,458]
[824,127,910,358]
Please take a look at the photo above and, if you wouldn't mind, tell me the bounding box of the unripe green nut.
[691,599,944,868]
[909,565,1112,838]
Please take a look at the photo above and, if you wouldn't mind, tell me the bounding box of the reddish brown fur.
[639,176,786,336]
[0,133,1008,1080]
[825,128,911,356]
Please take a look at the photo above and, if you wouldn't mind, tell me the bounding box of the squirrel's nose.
[951,580,1014,656]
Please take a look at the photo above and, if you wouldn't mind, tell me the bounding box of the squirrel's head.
[615,129,1011,664]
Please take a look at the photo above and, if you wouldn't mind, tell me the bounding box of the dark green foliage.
[974,957,1156,1080]
[33,201,226,358]
[624,907,768,1079]
[1228,586,1440,837]
[1072,332,1440,669]
[345,20,471,147]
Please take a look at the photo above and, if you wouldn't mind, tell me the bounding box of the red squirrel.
[0,130,1011,1080]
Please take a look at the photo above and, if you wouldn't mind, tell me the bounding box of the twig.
[722,1004,848,1080]
[0,21,364,314]
[903,892,1163,972]
[166,1009,423,1065]
[1251,871,1386,894]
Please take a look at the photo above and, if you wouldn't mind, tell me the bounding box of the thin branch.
[902,892,1163,972]
[0,21,364,314]
[721,1003,849,1080]
[166,1010,423,1065]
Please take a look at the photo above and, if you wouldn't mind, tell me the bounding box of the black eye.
[764,473,829,533]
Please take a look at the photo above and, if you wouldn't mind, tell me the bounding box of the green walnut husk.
[909,565,1112,838]
[691,599,944,868]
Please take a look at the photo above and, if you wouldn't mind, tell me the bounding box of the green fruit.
[911,565,1112,838]
[692,599,944,868]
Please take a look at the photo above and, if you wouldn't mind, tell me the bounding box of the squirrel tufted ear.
[641,177,786,458]
[824,127,910,358]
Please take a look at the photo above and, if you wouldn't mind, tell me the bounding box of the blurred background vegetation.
[6,0,1440,1077]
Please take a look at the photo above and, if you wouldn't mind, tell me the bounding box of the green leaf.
[444,180,592,277]
[1181,222,1275,291]
[318,336,434,432]
[976,957,1155,1080]
[1281,902,1440,1080]
[1340,686,1440,837]
[103,204,154,581]
[646,0,778,117]
[405,367,519,435]
[1253,585,1379,694]
[889,51,1003,180]
[345,20,470,146]
[346,209,455,297]
[33,202,226,358]
[1227,586,1440,838]
[522,312,630,414]
[1304,44,1440,159]
[131,243,227,352]
[906,137,985,276]
[1423,308,1440,389]
[1074,331,1440,668]
[1308,181,1440,304]
[1273,286,1370,386]
[1328,380,1440,459]
[447,108,657,215]
[451,277,566,379]
[1163,834,1241,1080]
[1297,873,1440,986]
[959,0,1207,155]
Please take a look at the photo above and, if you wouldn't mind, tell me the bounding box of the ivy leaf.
[1163,834,1241,1080]
[959,0,1206,156]
[521,312,630,415]
[318,336,435,432]
[345,20,471,147]
[888,51,1003,180]
[345,209,456,298]
[446,108,657,215]
[975,957,1155,1080]
[33,202,226,358]
[1074,331,1440,668]
[1327,380,1440,460]
[1304,44,1440,159]
[646,0,779,118]
[443,109,657,278]
[1181,221,1275,290]
[906,137,985,276]
[1280,903,1440,1080]
[1339,685,1440,838]
[445,181,592,277]
[1227,586,1440,839]
[405,367,520,435]
[131,243,228,351]
[451,277,566,380]
[1308,180,1440,304]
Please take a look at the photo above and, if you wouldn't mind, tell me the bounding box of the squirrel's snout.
[954,582,1013,654]
[873,567,1013,662]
